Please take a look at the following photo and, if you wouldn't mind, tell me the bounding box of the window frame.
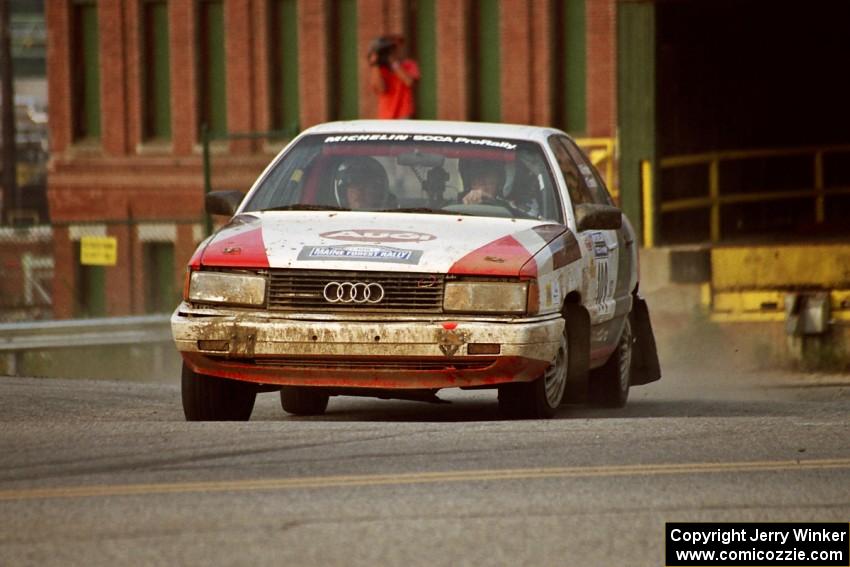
[141,0,172,141]
[560,136,616,206]
[197,0,227,138]
[327,0,358,121]
[468,0,501,122]
[243,134,564,223]
[71,0,101,142]
[269,0,300,137]
[548,134,595,219]
[143,241,177,313]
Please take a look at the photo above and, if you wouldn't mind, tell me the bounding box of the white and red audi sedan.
[172,120,660,420]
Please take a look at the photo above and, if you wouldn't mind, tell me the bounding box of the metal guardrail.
[0,315,172,376]
[642,144,850,245]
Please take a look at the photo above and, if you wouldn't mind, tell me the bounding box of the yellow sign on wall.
[80,236,117,266]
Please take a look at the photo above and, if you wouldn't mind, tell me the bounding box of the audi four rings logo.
[323,281,385,304]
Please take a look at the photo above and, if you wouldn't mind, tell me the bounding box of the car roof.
[301,120,565,144]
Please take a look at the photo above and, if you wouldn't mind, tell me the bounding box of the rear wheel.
[181,362,257,421]
[498,329,568,419]
[280,387,330,416]
[589,318,632,408]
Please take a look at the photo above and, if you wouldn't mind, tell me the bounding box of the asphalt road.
[1,360,848,567]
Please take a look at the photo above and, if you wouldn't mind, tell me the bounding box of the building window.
[143,242,176,313]
[142,0,171,140]
[468,0,500,122]
[328,0,358,120]
[198,0,226,137]
[407,0,436,119]
[552,0,586,134]
[269,0,299,137]
[71,0,100,141]
[75,243,106,317]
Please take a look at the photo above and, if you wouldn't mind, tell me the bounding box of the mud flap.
[562,303,590,404]
[630,296,661,386]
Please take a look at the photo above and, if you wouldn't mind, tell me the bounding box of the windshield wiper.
[258,204,351,212]
[380,207,473,216]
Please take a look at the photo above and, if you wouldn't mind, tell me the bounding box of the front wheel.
[589,318,632,408]
[498,329,568,419]
[181,362,257,421]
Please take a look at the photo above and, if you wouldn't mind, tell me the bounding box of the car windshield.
[242,133,563,223]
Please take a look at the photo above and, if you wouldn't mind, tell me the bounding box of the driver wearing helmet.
[334,157,394,211]
[460,158,505,206]
[459,158,539,216]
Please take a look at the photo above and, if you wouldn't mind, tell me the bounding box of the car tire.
[181,362,257,421]
[498,328,568,419]
[588,317,632,408]
[280,387,330,416]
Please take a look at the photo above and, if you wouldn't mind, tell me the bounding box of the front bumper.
[172,305,564,389]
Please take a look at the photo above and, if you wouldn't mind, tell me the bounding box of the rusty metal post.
[814,151,824,224]
[202,123,212,236]
[709,159,720,242]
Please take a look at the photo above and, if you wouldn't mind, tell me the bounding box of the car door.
[548,135,623,354]
[559,137,635,317]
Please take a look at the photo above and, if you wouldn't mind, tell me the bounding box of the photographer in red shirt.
[368,35,420,119]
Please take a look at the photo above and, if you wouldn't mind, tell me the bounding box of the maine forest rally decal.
[298,244,423,265]
[300,230,433,264]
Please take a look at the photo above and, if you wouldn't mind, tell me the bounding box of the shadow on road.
[251,381,832,424]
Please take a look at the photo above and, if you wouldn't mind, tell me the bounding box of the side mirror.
[205,191,244,216]
[575,203,622,231]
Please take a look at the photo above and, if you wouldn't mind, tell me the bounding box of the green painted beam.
[563,0,586,134]
[146,0,171,139]
[277,0,299,135]
[413,0,436,119]
[201,1,226,137]
[334,0,358,120]
[476,0,500,122]
[617,1,656,244]
[79,2,100,139]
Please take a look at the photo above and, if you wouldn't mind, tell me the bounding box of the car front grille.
[267,269,444,313]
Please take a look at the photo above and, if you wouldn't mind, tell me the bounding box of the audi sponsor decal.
[319,229,436,243]
[323,281,385,304]
[298,245,423,265]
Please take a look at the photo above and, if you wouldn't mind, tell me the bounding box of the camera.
[368,36,396,67]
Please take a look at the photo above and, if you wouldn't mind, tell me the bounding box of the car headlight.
[443,281,531,314]
[188,271,267,307]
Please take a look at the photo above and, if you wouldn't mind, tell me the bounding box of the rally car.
[172,120,660,420]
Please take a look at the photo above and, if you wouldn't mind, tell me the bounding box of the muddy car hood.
[198,211,568,277]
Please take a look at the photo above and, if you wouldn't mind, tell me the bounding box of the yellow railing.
[641,160,654,248]
[641,144,850,246]
[576,137,618,203]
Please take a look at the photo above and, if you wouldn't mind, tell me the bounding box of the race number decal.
[589,232,618,311]
[596,260,610,303]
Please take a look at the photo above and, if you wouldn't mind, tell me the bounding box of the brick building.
[46,0,617,319]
